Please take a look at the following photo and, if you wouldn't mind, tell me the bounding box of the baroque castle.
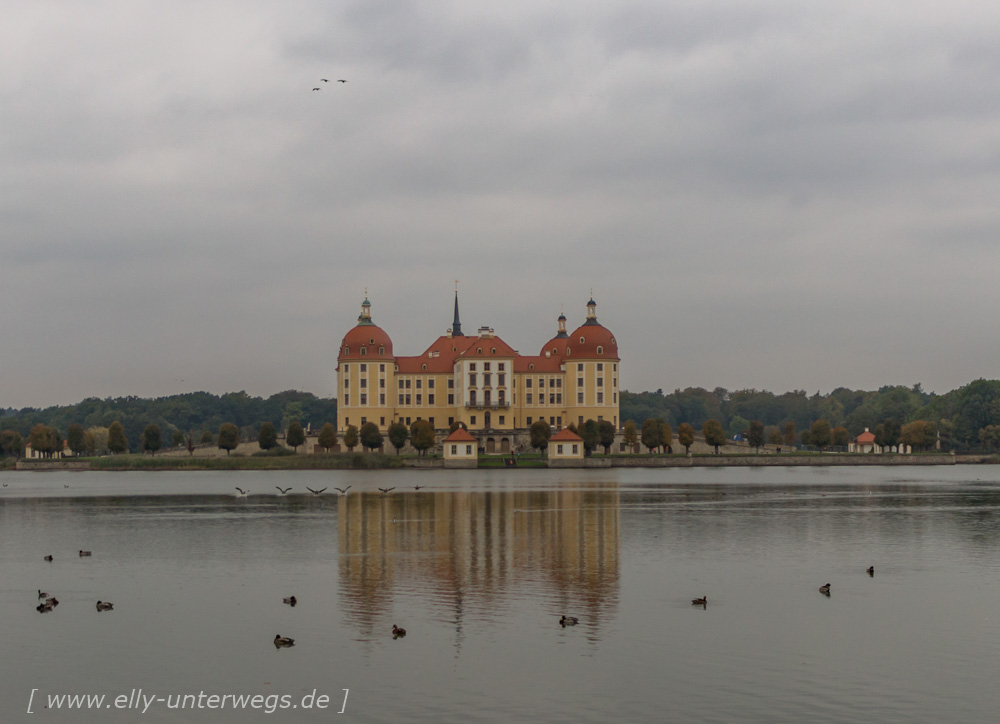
[336,293,620,451]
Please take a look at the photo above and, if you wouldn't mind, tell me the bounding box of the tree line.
[620,379,1000,452]
[0,390,337,456]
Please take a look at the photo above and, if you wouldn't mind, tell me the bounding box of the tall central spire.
[452,283,464,337]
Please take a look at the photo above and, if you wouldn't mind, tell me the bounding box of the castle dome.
[539,298,618,360]
[339,296,394,360]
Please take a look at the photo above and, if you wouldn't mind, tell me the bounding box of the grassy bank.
[86,452,407,471]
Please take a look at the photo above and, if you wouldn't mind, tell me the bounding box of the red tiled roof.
[550,428,583,442]
[855,431,876,443]
[444,428,477,442]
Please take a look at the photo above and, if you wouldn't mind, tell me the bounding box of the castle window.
[360,364,367,372]
[578,393,584,404]
[478,348,483,354]
[381,417,385,425]
[597,363,603,372]
[526,379,532,388]
[369,338,375,344]
[448,379,454,388]
[597,392,604,403]
[498,363,505,371]
[597,378,603,386]
[405,394,411,405]
[470,416,476,425]
[491,348,496,354]
[379,379,385,388]
[344,347,349,355]
[552,348,558,355]
[360,379,367,388]
[380,364,385,372]
[577,378,584,387]
[416,379,422,389]
[379,347,385,355]
[556,394,562,404]
[416,395,422,405]
[345,379,349,389]
[529,364,534,370]
[428,394,435,405]
[380,394,385,405]
[360,394,367,404]
[422,364,427,370]
[344,394,349,405]
[448,395,454,404]
[361,347,367,356]
[578,364,583,371]
[549,394,555,404]
[499,416,505,425]
[398,380,404,389]
[484,362,491,371]
[469,373,477,386]
[484,374,491,386]
[597,346,603,355]
[527,417,532,425]
[526,393,533,404]
[428,379,435,388]
[470,363,476,371]
[398,394,404,405]
[580,336,585,344]
[405,379,411,389]
[498,374,505,386]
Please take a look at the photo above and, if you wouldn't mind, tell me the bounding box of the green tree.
[641,418,663,453]
[218,422,239,455]
[979,425,1000,450]
[530,420,551,453]
[258,422,277,450]
[702,419,726,454]
[783,421,797,448]
[359,422,382,451]
[388,421,409,454]
[410,420,435,456]
[317,422,337,453]
[66,423,86,456]
[200,430,214,444]
[286,421,305,452]
[748,420,765,451]
[622,420,639,452]
[142,424,162,455]
[598,420,616,454]
[831,426,850,448]
[1,429,25,457]
[344,424,359,451]
[581,419,600,456]
[658,420,672,453]
[766,426,783,446]
[171,429,185,447]
[900,420,936,451]
[810,419,832,448]
[677,422,695,454]
[108,421,128,454]
[29,424,57,457]
[86,426,108,455]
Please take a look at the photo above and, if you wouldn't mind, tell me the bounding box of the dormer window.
[597,346,603,355]
[579,336,585,344]
[379,347,385,355]
[361,347,367,356]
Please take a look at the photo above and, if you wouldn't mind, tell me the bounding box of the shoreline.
[9,452,998,472]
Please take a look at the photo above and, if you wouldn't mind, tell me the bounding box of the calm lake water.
[2,466,1000,723]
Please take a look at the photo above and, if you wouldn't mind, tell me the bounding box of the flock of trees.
[6,378,1000,459]
[0,390,337,457]
[621,379,1000,452]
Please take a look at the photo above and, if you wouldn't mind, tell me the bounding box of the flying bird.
[379,487,395,495]
[276,486,292,495]
[320,78,329,82]
[235,487,248,497]
[312,87,321,91]
[334,486,351,495]
[413,485,425,490]
[337,79,347,83]
[306,487,327,495]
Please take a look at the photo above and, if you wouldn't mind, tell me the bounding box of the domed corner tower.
[337,295,395,433]
[564,296,622,431]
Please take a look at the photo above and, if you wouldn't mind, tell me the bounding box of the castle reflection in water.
[336,487,620,638]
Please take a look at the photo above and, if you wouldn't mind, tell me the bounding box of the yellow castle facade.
[336,294,620,449]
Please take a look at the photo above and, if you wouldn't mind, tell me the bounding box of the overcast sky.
[4,1,999,410]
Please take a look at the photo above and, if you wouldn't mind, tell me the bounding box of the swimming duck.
[96,600,114,611]
[283,596,297,605]
[79,550,92,556]
[46,597,59,606]
[274,634,295,647]
[392,624,407,638]
[38,589,49,598]
[559,615,579,626]
[44,555,53,562]
[867,566,874,576]
[692,596,707,606]
[36,602,54,613]
[818,583,831,595]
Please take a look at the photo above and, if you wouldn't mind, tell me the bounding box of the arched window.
[579,336,585,344]
[361,347,367,356]
[597,346,603,355]
[379,347,385,355]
